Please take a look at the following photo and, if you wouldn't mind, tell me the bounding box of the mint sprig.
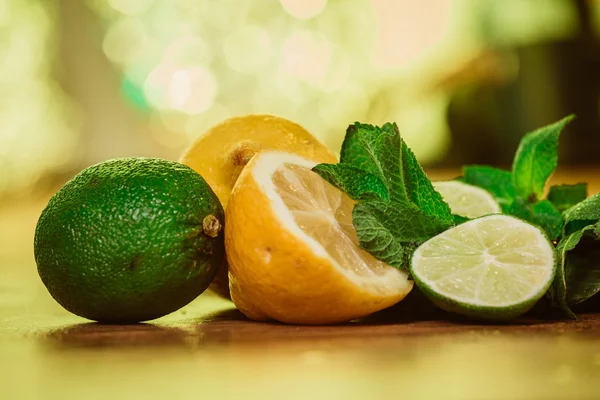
[314,115,600,319]
[463,115,575,240]
[313,123,454,269]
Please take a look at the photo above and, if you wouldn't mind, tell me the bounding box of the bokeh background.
[1,0,599,199]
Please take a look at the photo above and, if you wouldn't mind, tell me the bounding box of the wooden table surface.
[2,168,600,400]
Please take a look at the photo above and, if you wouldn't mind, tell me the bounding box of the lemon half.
[225,151,412,324]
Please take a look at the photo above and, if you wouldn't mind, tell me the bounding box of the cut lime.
[410,215,556,320]
[433,181,501,219]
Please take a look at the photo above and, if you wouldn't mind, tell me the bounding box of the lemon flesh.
[273,163,400,286]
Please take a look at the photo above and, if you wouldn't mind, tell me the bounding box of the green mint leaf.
[531,200,564,241]
[564,228,600,306]
[312,163,388,201]
[547,183,588,212]
[508,198,563,240]
[463,165,515,212]
[317,121,453,269]
[400,140,453,223]
[452,214,470,225]
[511,115,575,201]
[338,123,408,203]
[352,200,452,269]
[553,221,600,317]
[563,193,600,235]
[552,229,587,318]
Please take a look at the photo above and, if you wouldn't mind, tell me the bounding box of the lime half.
[410,215,556,320]
[433,181,501,219]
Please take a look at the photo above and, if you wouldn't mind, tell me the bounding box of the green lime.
[433,181,501,219]
[34,157,224,323]
[410,215,556,320]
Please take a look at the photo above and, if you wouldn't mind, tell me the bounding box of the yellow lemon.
[225,151,413,324]
[179,114,337,298]
[179,114,337,207]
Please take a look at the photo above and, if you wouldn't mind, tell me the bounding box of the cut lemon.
[433,181,501,219]
[179,114,337,207]
[179,114,337,299]
[225,151,413,324]
[411,215,556,320]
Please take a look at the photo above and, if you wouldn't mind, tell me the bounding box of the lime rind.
[410,215,557,321]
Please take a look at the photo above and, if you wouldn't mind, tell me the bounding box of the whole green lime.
[34,157,225,323]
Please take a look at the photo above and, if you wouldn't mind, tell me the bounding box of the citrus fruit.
[225,151,413,324]
[34,157,225,323]
[410,215,556,320]
[433,180,501,218]
[179,114,337,207]
[179,114,337,298]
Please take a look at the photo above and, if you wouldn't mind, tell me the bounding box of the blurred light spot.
[199,1,251,31]
[102,17,148,66]
[316,2,372,47]
[167,67,217,114]
[124,61,155,87]
[108,0,154,16]
[318,85,369,147]
[144,63,175,109]
[252,79,301,118]
[164,34,212,68]
[280,0,327,20]
[281,30,333,85]
[224,25,272,74]
[0,2,77,196]
[150,113,189,149]
[120,77,151,111]
[371,0,452,70]
[396,94,450,164]
[185,103,233,138]
[274,72,306,104]
[483,0,578,46]
[321,54,352,93]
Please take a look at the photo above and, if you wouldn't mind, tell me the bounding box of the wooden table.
[2,169,600,400]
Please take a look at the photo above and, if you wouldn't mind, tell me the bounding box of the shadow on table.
[43,322,193,349]
[41,292,595,350]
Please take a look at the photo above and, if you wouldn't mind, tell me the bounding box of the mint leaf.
[337,122,451,220]
[452,214,470,225]
[401,140,453,223]
[508,199,563,240]
[352,200,452,268]
[314,121,455,270]
[563,193,600,235]
[463,165,516,211]
[553,228,588,318]
[554,221,600,316]
[511,115,574,201]
[531,200,564,241]
[338,123,408,203]
[564,228,600,306]
[547,183,587,212]
[312,164,388,201]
